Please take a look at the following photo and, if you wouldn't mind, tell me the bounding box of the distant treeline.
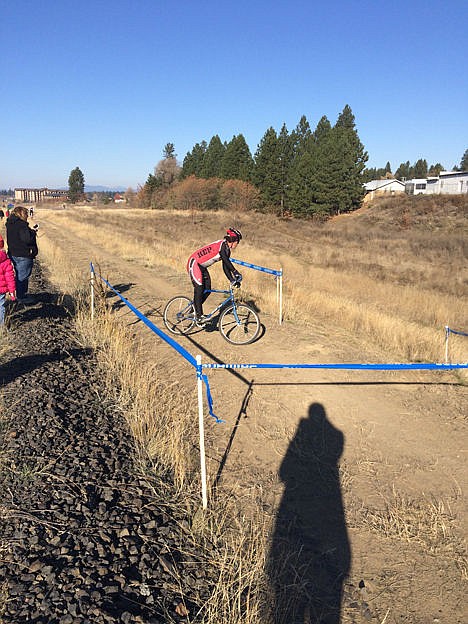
[141,105,368,217]
[142,117,468,217]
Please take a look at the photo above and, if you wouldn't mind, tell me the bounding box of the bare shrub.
[219,179,262,213]
[166,176,221,212]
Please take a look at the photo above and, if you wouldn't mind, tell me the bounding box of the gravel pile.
[0,265,216,623]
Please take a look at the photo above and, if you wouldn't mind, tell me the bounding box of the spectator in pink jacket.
[0,234,16,327]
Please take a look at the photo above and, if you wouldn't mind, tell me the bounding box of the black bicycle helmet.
[225,228,243,242]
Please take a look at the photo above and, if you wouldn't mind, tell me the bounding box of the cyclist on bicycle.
[187,228,243,326]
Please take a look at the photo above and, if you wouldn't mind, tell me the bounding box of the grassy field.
[35,193,468,365]
[1,193,467,622]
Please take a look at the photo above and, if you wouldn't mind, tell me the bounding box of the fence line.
[445,325,468,363]
[446,327,468,337]
[90,264,217,508]
[90,263,197,367]
[231,258,283,325]
[203,362,468,371]
[89,264,468,509]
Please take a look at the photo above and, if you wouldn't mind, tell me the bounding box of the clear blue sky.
[2,0,467,190]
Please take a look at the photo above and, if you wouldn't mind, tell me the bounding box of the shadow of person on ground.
[267,402,350,624]
[0,347,92,385]
[7,296,72,324]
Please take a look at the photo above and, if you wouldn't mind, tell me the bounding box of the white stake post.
[445,326,449,364]
[276,274,279,307]
[90,265,95,320]
[196,355,208,510]
[279,267,283,325]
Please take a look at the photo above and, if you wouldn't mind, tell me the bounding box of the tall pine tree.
[329,105,368,213]
[253,127,281,206]
[287,115,314,216]
[181,141,207,178]
[68,167,85,203]
[220,134,254,181]
[288,116,331,217]
[200,135,225,178]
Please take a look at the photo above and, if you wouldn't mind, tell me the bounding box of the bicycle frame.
[164,284,260,344]
[172,287,239,323]
[197,286,240,321]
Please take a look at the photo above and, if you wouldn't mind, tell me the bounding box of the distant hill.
[56,185,127,193]
[85,185,127,193]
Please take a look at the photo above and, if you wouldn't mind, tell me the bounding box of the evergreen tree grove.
[288,106,367,216]
[220,135,254,182]
[200,135,226,178]
[181,106,370,217]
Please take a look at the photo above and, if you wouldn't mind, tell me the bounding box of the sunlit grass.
[358,488,467,580]
[38,204,467,365]
[37,230,272,622]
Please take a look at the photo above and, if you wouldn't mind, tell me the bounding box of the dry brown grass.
[32,197,468,621]
[358,487,467,580]
[187,493,272,623]
[37,233,272,622]
[75,307,200,492]
[38,196,468,366]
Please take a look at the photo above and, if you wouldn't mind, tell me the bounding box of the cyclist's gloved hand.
[235,273,242,282]
[230,279,241,288]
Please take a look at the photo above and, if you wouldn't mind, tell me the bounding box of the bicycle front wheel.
[163,296,195,335]
[219,303,260,345]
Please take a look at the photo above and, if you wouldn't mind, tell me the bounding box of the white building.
[438,170,468,194]
[405,171,468,195]
[404,178,433,195]
[363,178,406,201]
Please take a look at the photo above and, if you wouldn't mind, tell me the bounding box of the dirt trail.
[39,210,467,622]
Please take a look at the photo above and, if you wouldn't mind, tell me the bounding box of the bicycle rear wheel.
[219,303,260,345]
[163,296,195,335]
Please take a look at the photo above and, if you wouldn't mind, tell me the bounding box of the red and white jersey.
[187,238,239,286]
[187,239,225,270]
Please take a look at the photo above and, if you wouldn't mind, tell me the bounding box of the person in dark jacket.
[6,205,38,304]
